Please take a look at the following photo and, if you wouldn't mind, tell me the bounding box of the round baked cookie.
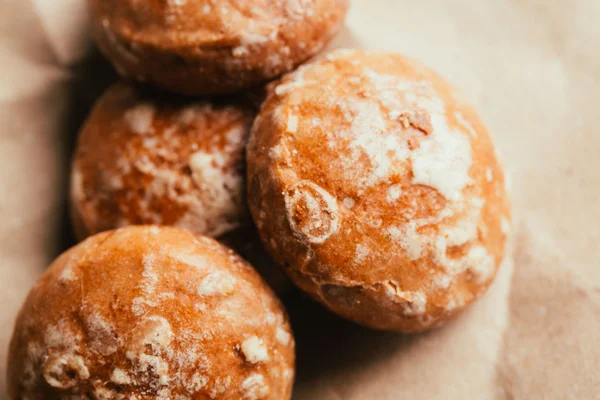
[70,81,255,241]
[88,0,349,95]
[7,226,295,399]
[247,49,512,332]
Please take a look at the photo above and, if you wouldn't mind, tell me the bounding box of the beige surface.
[1,0,599,399]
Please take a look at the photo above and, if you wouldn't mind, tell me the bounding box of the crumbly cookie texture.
[247,49,512,332]
[7,226,295,399]
[71,82,254,241]
[89,0,349,95]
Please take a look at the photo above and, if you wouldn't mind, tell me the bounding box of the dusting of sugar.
[197,271,236,296]
[189,372,208,391]
[434,274,452,289]
[45,319,81,350]
[138,316,173,350]
[275,327,291,346]
[43,353,89,388]
[85,311,118,355]
[387,184,402,202]
[410,117,473,202]
[486,167,493,182]
[202,4,211,13]
[183,150,242,237]
[111,368,131,385]
[466,246,495,283]
[343,99,410,189]
[240,336,269,363]
[124,103,155,135]
[175,253,209,269]
[58,262,75,281]
[354,244,370,264]
[266,312,277,325]
[274,67,316,95]
[454,111,478,138]
[93,386,117,399]
[128,352,170,387]
[284,181,339,244]
[342,197,355,208]
[149,226,160,235]
[241,374,268,400]
[286,115,299,133]
[382,282,427,316]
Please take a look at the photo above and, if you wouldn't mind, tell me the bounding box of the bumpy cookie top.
[71,82,254,240]
[7,226,295,399]
[247,49,511,331]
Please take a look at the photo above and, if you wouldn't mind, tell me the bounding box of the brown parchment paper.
[1,0,599,399]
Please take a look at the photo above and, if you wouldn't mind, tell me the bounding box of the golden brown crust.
[7,226,295,399]
[88,0,349,95]
[70,81,255,241]
[247,49,512,332]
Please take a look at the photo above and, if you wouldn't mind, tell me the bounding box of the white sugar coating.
[410,117,473,202]
[43,353,89,388]
[131,252,161,315]
[111,368,131,385]
[434,273,452,289]
[275,327,291,346]
[342,197,355,208]
[241,374,268,400]
[240,336,269,364]
[202,4,211,14]
[354,244,370,264]
[124,103,155,135]
[134,353,170,386]
[138,316,173,350]
[284,181,339,244]
[44,320,81,351]
[387,184,402,202]
[501,216,511,235]
[486,167,493,182]
[149,225,160,235]
[141,253,159,295]
[382,282,427,316]
[454,111,477,138]
[58,262,75,281]
[85,311,118,355]
[465,246,495,283]
[286,114,299,133]
[175,253,209,269]
[184,150,243,237]
[93,386,118,399]
[197,271,236,296]
[343,99,410,189]
[188,372,208,392]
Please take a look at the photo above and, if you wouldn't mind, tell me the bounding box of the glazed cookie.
[247,49,511,332]
[7,226,295,399]
[89,0,349,95]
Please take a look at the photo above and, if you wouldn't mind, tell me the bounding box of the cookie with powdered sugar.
[89,0,349,95]
[247,49,512,332]
[7,226,295,399]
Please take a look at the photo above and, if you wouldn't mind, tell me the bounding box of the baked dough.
[247,49,512,332]
[89,0,349,95]
[7,226,295,399]
[70,82,254,241]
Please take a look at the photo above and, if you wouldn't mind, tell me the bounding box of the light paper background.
[1,0,599,398]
